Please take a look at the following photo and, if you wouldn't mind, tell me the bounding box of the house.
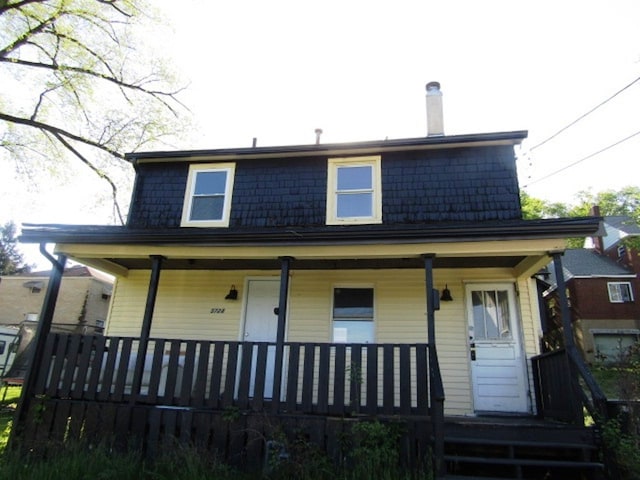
[0,264,113,335]
[0,265,113,380]
[540,213,640,364]
[585,210,640,273]
[14,84,609,478]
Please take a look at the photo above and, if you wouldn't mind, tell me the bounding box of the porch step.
[443,422,605,479]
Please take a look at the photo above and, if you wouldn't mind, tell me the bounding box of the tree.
[0,0,188,223]
[521,186,640,249]
[0,221,32,274]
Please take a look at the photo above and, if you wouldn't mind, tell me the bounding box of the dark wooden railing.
[33,333,436,416]
[532,348,607,424]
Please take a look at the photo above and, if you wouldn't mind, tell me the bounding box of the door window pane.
[472,289,512,340]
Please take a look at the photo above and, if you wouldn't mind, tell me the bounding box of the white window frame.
[181,163,236,227]
[607,282,634,303]
[326,156,382,225]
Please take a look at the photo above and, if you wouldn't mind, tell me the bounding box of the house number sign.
[210,307,226,314]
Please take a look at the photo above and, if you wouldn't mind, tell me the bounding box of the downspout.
[271,256,293,413]
[11,243,67,445]
[130,255,164,402]
[422,254,445,478]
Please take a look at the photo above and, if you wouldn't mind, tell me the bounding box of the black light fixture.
[440,284,453,302]
[225,285,238,300]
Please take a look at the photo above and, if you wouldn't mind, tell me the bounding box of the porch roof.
[21,217,600,245]
[20,217,601,276]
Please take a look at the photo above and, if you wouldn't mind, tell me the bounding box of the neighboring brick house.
[0,264,113,335]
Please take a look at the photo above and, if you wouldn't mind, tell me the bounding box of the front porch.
[11,331,609,479]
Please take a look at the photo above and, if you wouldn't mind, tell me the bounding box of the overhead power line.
[523,129,640,188]
[530,75,640,151]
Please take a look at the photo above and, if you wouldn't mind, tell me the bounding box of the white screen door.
[466,283,529,413]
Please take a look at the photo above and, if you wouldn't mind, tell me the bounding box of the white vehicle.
[0,326,20,377]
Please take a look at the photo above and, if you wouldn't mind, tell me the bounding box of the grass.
[0,386,20,452]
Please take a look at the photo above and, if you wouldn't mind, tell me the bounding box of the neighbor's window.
[326,156,382,225]
[332,287,375,343]
[607,282,634,303]
[181,163,236,227]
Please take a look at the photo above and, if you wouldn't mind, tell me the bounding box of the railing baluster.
[350,345,362,413]
[180,341,197,406]
[207,341,225,409]
[237,342,254,409]
[162,340,181,404]
[112,337,133,401]
[147,340,165,403]
[366,344,378,415]
[399,344,411,415]
[285,343,300,412]
[85,335,107,400]
[252,343,268,410]
[301,343,315,413]
[192,341,211,407]
[383,344,394,414]
[333,344,346,414]
[222,342,239,407]
[317,344,330,414]
[416,344,428,415]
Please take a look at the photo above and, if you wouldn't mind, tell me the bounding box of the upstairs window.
[181,163,235,227]
[607,282,634,303]
[327,156,382,225]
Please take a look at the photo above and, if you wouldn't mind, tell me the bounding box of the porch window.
[471,289,512,340]
[332,287,374,343]
[181,163,235,227]
[326,156,382,225]
[607,282,634,303]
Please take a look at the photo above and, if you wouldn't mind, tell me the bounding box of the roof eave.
[125,131,528,164]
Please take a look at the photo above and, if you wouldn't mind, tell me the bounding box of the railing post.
[272,256,293,412]
[422,254,445,478]
[11,246,66,445]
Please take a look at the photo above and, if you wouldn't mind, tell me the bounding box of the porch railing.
[33,333,437,417]
[532,348,607,424]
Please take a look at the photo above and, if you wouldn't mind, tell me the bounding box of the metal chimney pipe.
[426,82,444,137]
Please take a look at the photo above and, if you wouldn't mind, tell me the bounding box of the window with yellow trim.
[326,156,382,225]
[181,163,235,227]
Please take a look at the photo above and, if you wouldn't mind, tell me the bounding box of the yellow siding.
[106,267,541,416]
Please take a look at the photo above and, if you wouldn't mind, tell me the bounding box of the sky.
[2,0,640,267]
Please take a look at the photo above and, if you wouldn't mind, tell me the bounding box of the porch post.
[551,252,577,353]
[12,245,67,441]
[272,256,293,412]
[131,254,164,401]
[422,253,445,478]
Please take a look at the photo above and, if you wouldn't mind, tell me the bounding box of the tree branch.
[0,0,45,16]
[0,111,126,159]
[0,57,183,114]
[0,9,62,58]
[50,131,125,225]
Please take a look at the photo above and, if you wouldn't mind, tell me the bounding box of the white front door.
[466,283,529,413]
[242,278,281,398]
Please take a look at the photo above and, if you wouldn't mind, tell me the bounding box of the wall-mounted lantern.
[440,284,453,302]
[225,285,238,300]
